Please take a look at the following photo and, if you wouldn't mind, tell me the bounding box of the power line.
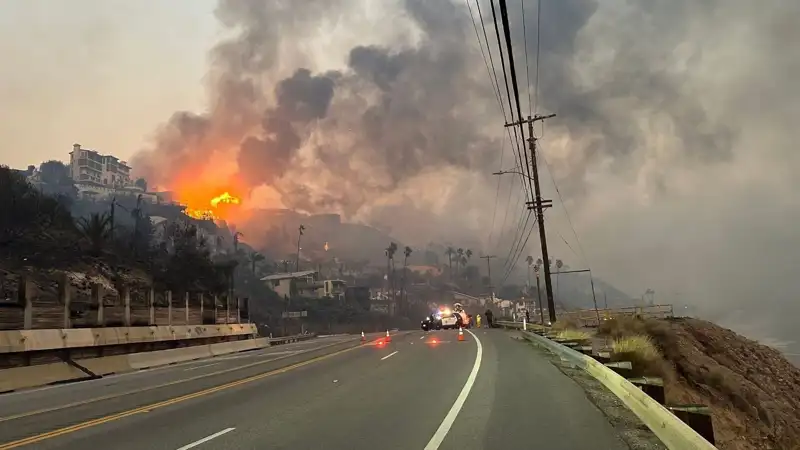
[488,0,531,203]
[496,167,519,252]
[534,0,542,114]
[465,0,506,117]
[521,0,533,117]
[487,138,506,248]
[537,141,589,266]
[501,207,531,277]
[501,216,538,286]
[465,0,523,250]
[497,0,536,205]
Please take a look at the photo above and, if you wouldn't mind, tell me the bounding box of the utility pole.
[131,194,142,256]
[295,225,305,273]
[505,113,557,323]
[480,255,496,290]
[109,196,116,242]
[534,264,544,325]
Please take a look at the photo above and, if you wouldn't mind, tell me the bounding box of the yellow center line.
[0,337,364,424]
[0,343,362,449]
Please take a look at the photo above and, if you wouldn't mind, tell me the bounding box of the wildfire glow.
[210,192,241,208]
[168,167,247,223]
[183,191,242,221]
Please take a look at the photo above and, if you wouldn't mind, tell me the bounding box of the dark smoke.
[134,0,761,237]
[237,69,338,186]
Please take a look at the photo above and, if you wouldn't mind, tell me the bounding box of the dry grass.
[610,334,667,378]
[557,329,592,342]
[552,317,580,331]
[595,315,800,449]
[597,315,651,339]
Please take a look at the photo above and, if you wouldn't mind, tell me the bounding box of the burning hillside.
[160,167,251,224]
[184,191,241,221]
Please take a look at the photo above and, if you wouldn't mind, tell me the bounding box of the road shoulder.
[511,331,667,450]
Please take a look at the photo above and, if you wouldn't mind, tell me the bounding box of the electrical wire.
[521,0,533,117]
[488,0,531,203]
[497,0,536,204]
[501,215,538,286]
[465,0,523,250]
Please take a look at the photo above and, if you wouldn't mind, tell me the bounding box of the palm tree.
[386,242,398,302]
[78,212,112,256]
[400,246,412,315]
[456,248,464,276]
[249,251,265,275]
[445,247,455,280]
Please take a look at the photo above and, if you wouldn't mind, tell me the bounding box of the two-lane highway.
[0,330,630,449]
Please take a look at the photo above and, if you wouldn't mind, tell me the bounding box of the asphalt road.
[0,329,630,450]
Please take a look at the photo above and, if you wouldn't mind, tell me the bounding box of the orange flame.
[183,191,242,221]
[210,192,241,208]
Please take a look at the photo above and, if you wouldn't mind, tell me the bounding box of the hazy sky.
[0,0,218,166]
[2,0,799,351]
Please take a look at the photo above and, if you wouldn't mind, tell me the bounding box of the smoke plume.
[131,0,800,348]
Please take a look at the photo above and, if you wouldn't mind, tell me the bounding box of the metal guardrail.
[496,320,716,450]
[557,304,675,328]
[266,333,316,345]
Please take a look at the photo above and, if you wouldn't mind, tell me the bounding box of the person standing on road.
[476,314,482,328]
[484,309,493,328]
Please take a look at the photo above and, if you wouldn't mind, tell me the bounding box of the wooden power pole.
[505,113,557,323]
[480,255,496,290]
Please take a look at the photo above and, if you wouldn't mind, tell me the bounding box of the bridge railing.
[0,275,249,331]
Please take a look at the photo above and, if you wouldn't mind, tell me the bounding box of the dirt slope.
[603,317,800,450]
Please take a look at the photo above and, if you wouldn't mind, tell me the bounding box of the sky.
[1,0,799,351]
[0,0,218,164]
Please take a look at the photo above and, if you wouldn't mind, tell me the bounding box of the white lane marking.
[380,351,399,361]
[183,363,220,371]
[420,336,425,340]
[215,350,300,361]
[176,428,236,449]
[424,329,482,450]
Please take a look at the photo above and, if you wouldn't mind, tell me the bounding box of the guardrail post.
[92,283,104,327]
[148,288,155,325]
[604,361,634,378]
[667,405,716,445]
[214,295,219,324]
[20,276,33,330]
[122,286,131,327]
[199,292,204,324]
[225,295,230,324]
[184,292,189,324]
[236,297,241,324]
[629,377,666,404]
[59,273,71,329]
[166,290,172,326]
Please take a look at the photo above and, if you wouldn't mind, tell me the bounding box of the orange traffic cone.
[458,327,465,342]
[361,331,366,343]
[385,330,392,343]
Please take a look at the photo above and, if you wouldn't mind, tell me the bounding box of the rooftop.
[260,270,318,282]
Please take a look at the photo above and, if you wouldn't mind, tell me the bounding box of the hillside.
[599,317,800,450]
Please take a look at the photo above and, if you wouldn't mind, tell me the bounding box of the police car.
[421,304,470,331]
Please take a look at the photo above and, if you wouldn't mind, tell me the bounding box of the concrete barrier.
[0,363,90,392]
[0,331,327,393]
[496,321,717,450]
[128,345,215,369]
[0,324,258,354]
